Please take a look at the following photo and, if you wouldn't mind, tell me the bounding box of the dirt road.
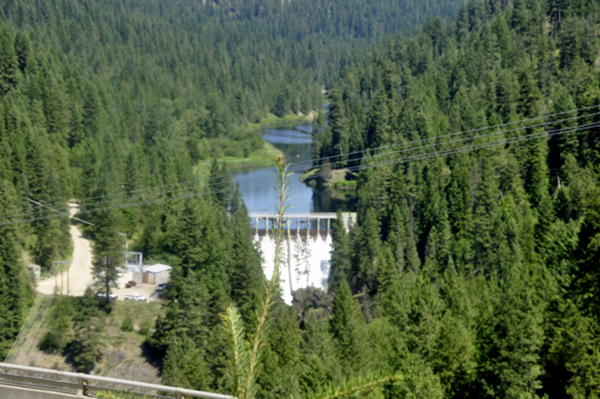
[37,205,95,296]
[36,204,160,301]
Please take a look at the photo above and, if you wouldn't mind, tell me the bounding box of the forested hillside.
[314,0,600,398]
[5,0,600,398]
[0,0,466,371]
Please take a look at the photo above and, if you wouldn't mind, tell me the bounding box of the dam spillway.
[249,213,356,304]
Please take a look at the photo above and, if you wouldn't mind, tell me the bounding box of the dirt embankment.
[19,301,163,383]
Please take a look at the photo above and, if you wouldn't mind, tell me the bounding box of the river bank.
[300,167,357,199]
[195,113,314,178]
[195,141,282,178]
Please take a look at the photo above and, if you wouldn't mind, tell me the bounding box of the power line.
[343,122,600,173]
[3,104,597,217]
[318,116,600,172]
[1,121,594,227]
[26,199,94,226]
[2,117,598,223]
[36,115,600,215]
[307,104,600,165]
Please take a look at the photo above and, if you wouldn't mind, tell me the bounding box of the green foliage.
[6,0,600,397]
[120,314,134,332]
[162,333,211,392]
[63,288,106,373]
[138,319,151,336]
[0,181,29,359]
[329,280,371,375]
[39,297,73,353]
[312,1,600,398]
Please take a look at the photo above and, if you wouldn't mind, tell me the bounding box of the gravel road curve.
[37,205,95,296]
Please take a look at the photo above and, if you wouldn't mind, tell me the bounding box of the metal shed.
[140,264,172,285]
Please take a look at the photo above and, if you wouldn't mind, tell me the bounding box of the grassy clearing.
[195,141,283,179]
[194,112,313,179]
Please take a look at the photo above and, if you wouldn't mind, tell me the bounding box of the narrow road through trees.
[36,205,94,296]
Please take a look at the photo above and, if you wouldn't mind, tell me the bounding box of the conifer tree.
[91,210,125,311]
[14,31,34,74]
[329,279,371,375]
[228,189,263,322]
[328,87,348,159]
[476,260,544,399]
[351,207,381,295]
[0,181,27,359]
[0,28,18,97]
[328,210,351,294]
[162,333,211,391]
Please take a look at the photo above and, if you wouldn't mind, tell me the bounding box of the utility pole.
[54,264,58,301]
[105,256,111,308]
[119,232,128,273]
[287,220,293,293]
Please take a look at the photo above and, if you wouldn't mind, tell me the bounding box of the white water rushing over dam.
[255,232,333,305]
[235,118,357,304]
[250,213,356,304]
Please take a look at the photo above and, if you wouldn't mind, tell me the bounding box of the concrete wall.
[133,270,170,285]
[132,271,143,283]
[0,384,80,399]
[154,270,170,285]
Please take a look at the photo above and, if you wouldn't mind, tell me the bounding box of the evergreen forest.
[1,0,600,398]
[0,0,462,362]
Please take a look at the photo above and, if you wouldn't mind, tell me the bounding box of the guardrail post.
[77,373,86,397]
[176,387,184,399]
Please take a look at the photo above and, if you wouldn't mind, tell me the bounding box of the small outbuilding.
[141,264,172,285]
[132,264,172,285]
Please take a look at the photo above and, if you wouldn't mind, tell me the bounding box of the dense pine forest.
[0,0,463,361]
[315,0,600,398]
[2,0,600,398]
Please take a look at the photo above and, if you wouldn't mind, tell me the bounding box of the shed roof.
[142,264,172,274]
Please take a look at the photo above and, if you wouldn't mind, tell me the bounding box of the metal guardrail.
[0,363,233,399]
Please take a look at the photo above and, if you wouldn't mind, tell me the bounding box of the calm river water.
[233,124,356,213]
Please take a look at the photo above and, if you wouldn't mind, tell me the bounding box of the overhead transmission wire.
[1,115,598,223]
[1,122,597,227]
[2,104,599,221]
[343,121,600,173]
[1,121,596,227]
[309,113,600,172]
[3,262,59,365]
[300,103,600,166]
[2,104,599,218]
[2,103,598,219]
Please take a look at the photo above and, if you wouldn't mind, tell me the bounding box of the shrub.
[39,331,61,353]
[121,314,134,332]
[138,319,151,336]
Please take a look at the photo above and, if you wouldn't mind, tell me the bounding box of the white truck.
[97,292,118,300]
[124,293,147,302]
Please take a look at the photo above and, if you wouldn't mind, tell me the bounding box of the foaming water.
[234,120,352,303]
[256,232,332,304]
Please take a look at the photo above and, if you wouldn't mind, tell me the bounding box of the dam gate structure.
[249,212,356,235]
[249,212,356,304]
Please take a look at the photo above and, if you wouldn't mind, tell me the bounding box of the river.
[232,122,356,303]
[233,124,356,213]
